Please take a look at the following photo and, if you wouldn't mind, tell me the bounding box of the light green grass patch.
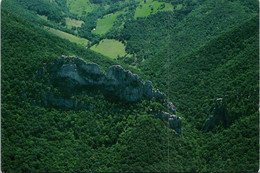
[134,0,173,18]
[93,11,125,35]
[104,5,110,10]
[67,0,98,16]
[45,27,89,47]
[90,39,127,59]
[66,18,84,29]
[37,14,48,21]
[176,4,183,10]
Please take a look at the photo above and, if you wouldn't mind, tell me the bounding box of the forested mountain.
[1,0,259,172]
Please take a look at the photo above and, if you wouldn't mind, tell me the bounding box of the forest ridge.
[1,0,259,172]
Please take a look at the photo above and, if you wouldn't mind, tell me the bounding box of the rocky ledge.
[155,112,182,135]
[204,97,227,131]
[35,55,182,134]
[204,96,240,131]
[45,55,166,102]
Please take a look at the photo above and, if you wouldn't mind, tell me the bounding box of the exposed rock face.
[45,55,165,102]
[155,112,182,135]
[204,98,227,131]
[103,65,144,102]
[48,56,104,92]
[103,65,165,102]
[35,55,181,134]
[143,81,153,97]
[43,92,76,109]
[166,102,177,114]
[41,92,94,111]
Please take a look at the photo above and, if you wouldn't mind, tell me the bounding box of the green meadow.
[67,0,98,16]
[93,11,125,35]
[90,39,127,59]
[45,27,89,46]
[66,17,84,29]
[37,14,48,21]
[134,0,173,18]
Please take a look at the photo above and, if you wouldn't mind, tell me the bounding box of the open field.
[134,0,173,18]
[93,11,125,35]
[66,18,84,29]
[67,0,98,16]
[45,27,89,46]
[90,39,127,59]
[37,14,48,21]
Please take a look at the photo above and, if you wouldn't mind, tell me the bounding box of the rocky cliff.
[46,55,166,102]
[35,55,182,134]
[204,98,227,131]
[203,96,241,131]
[155,112,182,134]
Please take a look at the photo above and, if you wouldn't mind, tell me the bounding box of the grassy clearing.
[45,27,89,46]
[93,11,125,35]
[67,0,98,16]
[134,0,173,18]
[90,39,127,59]
[37,14,48,21]
[66,18,84,29]
[176,4,183,10]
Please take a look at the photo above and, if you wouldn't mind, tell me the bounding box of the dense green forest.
[1,0,259,172]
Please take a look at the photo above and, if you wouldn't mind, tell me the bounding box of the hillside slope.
[140,15,259,128]
[1,7,170,172]
[1,0,259,172]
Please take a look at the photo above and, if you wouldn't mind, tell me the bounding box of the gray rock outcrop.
[44,55,165,102]
[48,56,104,92]
[204,98,227,131]
[155,112,182,135]
[165,102,177,114]
[40,92,94,110]
[35,55,181,134]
